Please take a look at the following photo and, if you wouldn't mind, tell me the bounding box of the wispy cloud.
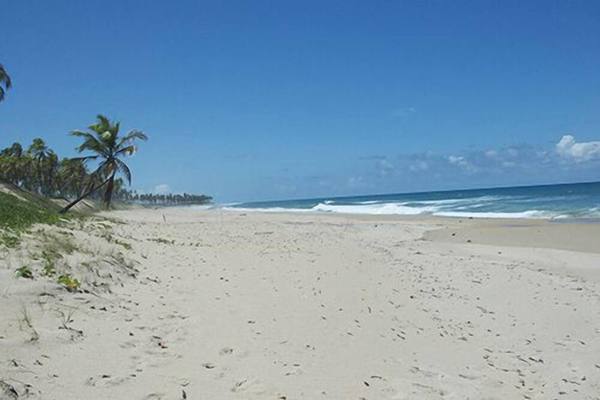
[254,134,600,200]
[358,134,600,189]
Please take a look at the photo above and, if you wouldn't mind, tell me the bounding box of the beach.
[1,208,600,399]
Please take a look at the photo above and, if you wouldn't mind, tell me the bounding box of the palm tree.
[56,158,89,198]
[28,138,51,194]
[0,143,23,185]
[0,64,11,102]
[60,115,147,213]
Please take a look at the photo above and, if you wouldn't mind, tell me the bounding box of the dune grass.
[0,190,63,246]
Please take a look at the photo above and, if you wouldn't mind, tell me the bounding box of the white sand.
[1,208,600,399]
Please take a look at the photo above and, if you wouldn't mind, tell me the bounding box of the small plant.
[56,307,83,338]
[57,274,80,292]
[149,237,175,245]
[114,238,132,250]
[58,308,75,328]
[0,232,19,248]
[20,306,39,342]
[42,260,56,277]
[16,266,33,279]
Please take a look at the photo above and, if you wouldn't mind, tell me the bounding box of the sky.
[1,0,599,202]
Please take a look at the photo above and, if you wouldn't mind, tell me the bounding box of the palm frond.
[96,114,111,128]
[117,130,148,148]
[71,130,100,142]
[0,64,11,102]
[71,130,110,156]
[115,145,136,156]
[88,115,111,137]
[69,155,99,163]
[115,159,132,185]
[91,159,114,179]
[0,64,11,88]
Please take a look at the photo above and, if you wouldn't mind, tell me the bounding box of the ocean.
[226,181,600,220]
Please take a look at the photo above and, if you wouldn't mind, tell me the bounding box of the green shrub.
[16,266,33,279]
[42,260,56,276]
[57,274,80,292]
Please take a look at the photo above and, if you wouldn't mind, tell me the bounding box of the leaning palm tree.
[59,115,147,213]
[0,64,11,102]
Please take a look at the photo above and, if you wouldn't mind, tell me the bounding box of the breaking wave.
[225,182,600,219]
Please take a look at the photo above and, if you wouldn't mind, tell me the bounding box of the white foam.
[186,204,217,211]
[222,206,314,213]
[415,195,509,206]
[222,202,569,219]
[223,199,600,220]
[433,210,549,219]
[312,202,437,215]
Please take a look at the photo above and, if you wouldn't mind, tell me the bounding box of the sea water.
[226,181,600,219]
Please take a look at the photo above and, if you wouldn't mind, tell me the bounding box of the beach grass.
[0,190,63,246]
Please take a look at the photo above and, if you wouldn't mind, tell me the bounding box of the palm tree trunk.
[104,172,116,210]
[59,176,111,214]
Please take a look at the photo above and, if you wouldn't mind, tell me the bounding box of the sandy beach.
[2,208,600,399]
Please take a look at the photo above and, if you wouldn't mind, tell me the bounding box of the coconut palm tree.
[56,158,89,198]
[0,64,11,102]
[60,115,147,213]
[0,143,23,185]
[28,138,51,194]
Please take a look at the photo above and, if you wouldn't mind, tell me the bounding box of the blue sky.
[1,0,599,202]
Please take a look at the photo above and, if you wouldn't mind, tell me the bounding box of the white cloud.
[448,155,466,166]
[448,155,477,173]
[556,135,600,162]
[448,155,459,163]
[484,150,498,158]
[154,184,171,194]
[409,160,429,172]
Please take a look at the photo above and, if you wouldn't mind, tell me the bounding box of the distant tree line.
[0,137,212,207]
[120,192,213,206]
[1,64,212,210]
[0,64,212,212]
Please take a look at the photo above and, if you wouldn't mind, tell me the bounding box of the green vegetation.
[2,60,211,218]
[0,63,10,102]
[0,190,63,246]
[57,274,81,292]
[1,134,212,212]
[0,117,148,213]
[125,192,213,206]
[149,237,175,245]
[15,266,33,279]
[62,115,148,212]
[0,191,61,231]
[42,259,56,277]
[114,238,132,250]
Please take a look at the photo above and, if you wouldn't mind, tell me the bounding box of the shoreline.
[214,208,600,254]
